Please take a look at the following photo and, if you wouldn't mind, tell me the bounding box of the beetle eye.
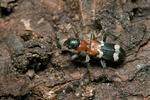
[64,38,80,49]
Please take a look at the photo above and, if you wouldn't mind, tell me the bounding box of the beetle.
[64,32,126,67]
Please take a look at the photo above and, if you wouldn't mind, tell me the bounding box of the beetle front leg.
[78,32,84,39]
[71,54,79,60]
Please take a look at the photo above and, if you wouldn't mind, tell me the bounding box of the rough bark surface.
[0,0,150,100]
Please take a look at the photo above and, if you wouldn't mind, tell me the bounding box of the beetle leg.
[71,54,79,60]
[100,59,107,68]
[102,32,107,42]
[78,32,84,39]
[85,54,91,63]
[102,32,119,42]
[80,51,87,57]
[102,32,127,48]
[86,62,92,81]
[90,31,95,40]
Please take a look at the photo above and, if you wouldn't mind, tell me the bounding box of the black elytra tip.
[64,38,80,49]
[100,43,126,62]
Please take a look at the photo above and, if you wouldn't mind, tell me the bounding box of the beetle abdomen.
[100,43,125,62]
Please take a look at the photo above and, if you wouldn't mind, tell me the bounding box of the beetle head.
[64,38,80,49]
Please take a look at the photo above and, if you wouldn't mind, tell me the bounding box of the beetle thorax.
[77,39,88,52]
[87,40,102,56]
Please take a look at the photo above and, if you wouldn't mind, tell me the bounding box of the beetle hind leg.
[86,62,92,81]
[85,55,92,81]
[102,32,107,42]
